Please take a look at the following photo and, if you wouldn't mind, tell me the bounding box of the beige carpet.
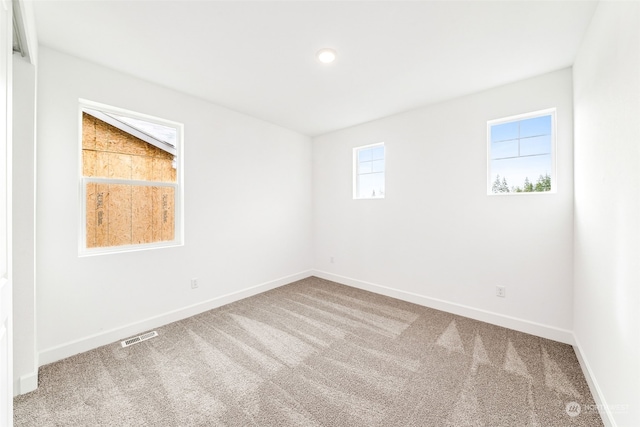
[14,277,603,426]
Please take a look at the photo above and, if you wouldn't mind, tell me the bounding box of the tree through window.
[488,109,556,194]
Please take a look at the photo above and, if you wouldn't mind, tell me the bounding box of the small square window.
[487,109,556,195]
[354,143,385,199]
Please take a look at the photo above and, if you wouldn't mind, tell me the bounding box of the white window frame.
[487,108,557,196]
[353,142,385,200]
[78,99,184,256]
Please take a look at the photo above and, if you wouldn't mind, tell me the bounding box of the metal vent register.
[121,331,158,348]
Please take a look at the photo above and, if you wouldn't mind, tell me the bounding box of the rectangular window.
[487,108,556,195]
[354,143,385,199]
[79,100,183,255]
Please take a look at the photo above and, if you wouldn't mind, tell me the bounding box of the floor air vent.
[121,331,158,348]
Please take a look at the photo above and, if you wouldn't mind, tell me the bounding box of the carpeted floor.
[14,277,603,426]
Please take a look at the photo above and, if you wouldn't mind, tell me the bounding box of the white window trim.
[486,108,557,196]
[78,99,184,256]
[353,142,385,200]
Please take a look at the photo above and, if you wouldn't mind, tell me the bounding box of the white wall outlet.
[191,278,199,289]
[496,285,506,298]
[330,256,335,263]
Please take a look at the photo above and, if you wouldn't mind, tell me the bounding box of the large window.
[79,100,183,255]
[488,109,556,195]
[353,143,385,199]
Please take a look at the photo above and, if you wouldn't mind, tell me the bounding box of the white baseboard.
[13,370,38,397]
[33,269,614,426]
[312,270,574,345]
[573,335,616,427]
[38,270,313,367]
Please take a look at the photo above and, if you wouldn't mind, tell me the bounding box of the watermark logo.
[566,401,581,417]
[565,401,629,417]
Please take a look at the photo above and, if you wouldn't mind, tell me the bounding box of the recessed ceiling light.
[316,48,336,64]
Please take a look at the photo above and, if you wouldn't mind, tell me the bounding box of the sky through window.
[489,111,554,193]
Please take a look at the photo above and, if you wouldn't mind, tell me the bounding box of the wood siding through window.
[82,113,176,248]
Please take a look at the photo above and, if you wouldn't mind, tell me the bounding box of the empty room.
[3,0,638,426]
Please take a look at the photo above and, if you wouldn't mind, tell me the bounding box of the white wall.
[1,3,13,423]
[12,55,37,395]
[313,69,574,341]
[573,2,640,426]
[34,47,312,364]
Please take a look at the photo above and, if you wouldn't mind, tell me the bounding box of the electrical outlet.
[330,256,335,264]
[191,278,199,289]
[496,286,506,298]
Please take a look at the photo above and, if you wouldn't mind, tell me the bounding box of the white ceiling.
[33,1,598,136]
